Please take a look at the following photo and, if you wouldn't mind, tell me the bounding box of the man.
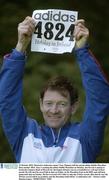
[0,17,109,163]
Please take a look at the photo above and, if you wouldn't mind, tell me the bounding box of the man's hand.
[16,16,36,53]
[73,19,89,49]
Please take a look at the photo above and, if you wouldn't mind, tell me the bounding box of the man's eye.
[60,103,67,106]
[46,102,52,105]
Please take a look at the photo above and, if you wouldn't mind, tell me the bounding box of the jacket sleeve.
[74,45,109,155]
[0,49,27,152]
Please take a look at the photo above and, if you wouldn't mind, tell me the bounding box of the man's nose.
[50,105,59,114]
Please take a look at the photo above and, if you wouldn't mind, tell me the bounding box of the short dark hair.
[40,76,78,105]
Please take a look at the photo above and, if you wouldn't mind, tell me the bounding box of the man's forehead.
[43,89,70,100]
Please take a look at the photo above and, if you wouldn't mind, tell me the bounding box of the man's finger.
[75,19,85,26]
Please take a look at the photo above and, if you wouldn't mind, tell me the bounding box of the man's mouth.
[48,115,62,119]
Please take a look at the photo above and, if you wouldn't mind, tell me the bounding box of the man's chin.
[49,124,59,129]
[46,122,60,129]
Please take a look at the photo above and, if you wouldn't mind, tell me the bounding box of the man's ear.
[71,101,79,115]
[39,98,43,112]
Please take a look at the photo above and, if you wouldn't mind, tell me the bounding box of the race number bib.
[31,9,78,54]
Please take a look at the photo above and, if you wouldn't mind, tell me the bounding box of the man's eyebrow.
[43,100,53,103]
[44,100,68,103]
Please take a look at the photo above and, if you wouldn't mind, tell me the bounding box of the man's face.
[40,89,74,130]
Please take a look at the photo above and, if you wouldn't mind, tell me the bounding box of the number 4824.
[34,21,74,41]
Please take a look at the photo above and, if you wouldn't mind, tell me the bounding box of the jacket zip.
[50,128,61,145]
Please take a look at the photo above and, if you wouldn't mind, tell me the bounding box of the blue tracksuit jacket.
[0,46,109,163]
